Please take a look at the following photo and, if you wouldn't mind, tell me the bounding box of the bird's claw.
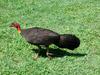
[33,54,39,60]
[46,52,53,56]
[46,52,53,60]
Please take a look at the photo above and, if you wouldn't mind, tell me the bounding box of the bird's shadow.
[32,48,87,58]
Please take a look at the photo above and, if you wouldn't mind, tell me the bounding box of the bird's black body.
[20,27,60,59]
[10,22,80,59]
[21,27,60,46]
[55,34,80,50]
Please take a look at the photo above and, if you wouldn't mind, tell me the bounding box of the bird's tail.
[54,34,80,50]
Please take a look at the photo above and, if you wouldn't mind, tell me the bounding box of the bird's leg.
[33,45,41,60]
[46,45,53,59]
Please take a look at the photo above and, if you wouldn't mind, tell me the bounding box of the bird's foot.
[46,52,53,56]
[46,52,53,60]
[33,54,39,60]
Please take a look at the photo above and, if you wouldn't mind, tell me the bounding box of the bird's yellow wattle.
[18,29,21,33]
[17,28,21,33]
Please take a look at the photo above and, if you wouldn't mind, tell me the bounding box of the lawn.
[0,0,100,75]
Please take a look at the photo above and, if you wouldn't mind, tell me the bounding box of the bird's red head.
[10,22,21,33]
[10,22,20,28]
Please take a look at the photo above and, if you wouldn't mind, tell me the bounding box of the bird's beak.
[9,26,12,27]
[9,25,14,27]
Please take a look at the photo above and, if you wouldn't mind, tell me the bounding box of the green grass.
[0,0,100,75]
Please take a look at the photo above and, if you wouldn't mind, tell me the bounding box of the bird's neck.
[17,26,21,33]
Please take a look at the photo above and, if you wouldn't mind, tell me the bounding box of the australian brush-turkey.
[10,22,60,59]
[54,34,80,50]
